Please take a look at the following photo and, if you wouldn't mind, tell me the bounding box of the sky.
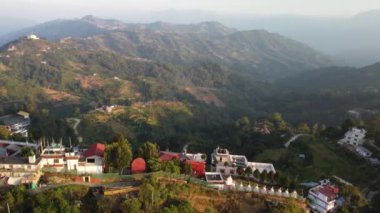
[2,0,380,22]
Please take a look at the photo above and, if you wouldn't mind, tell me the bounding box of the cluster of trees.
[1,185,87,213]
[105,136,193,176]
[0,176,197,213]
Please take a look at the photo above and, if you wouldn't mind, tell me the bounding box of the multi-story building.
[308,182,339,213]
[41,143,105,174]
[338,127,366,146]
[0,140,105,185]
[0,111,31,137]
[211,147,276,176]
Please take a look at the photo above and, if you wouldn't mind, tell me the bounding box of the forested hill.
[0,15,331,80]
[265,63,380,124]
[0,36,270,116]
[276,63,380,93]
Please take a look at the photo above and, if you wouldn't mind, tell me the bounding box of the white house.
[41,143,105,174]
[338,127,366,146]
[211,147,276,176]
[308,182,339,213]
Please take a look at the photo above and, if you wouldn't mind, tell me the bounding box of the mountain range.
[1,16,380,126]
[0,16,331,80]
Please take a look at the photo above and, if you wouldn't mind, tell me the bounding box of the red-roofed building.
[159,152,181,161]
[85,143,105,158]
[131,158,146,174]
[160,151,206,178]
[184,159,206,177]
[308,181,339,213]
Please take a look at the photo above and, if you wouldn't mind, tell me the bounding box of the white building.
[338,127,366,146]
[27,34,39,40]
[355,146,372,158]
[211,147,276,176]
[41,143,105,174]
[308,182,339,213]
[204,172,225,190]
[0,140,105,185]
[0,111,31,137]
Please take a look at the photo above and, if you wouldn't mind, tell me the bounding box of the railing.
[0,139,39,147]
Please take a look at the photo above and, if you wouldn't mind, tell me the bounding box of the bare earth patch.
[44,88,80,103]
[0,63,8,72]
[76,75,105,89]
[185,87,225,107]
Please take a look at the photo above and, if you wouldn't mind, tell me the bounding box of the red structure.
[131,158,146,174]
[184,160,206,177]
[160,151,206,178]
[84,143,106,158]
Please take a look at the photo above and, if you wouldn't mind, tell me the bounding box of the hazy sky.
[2,0,380,21]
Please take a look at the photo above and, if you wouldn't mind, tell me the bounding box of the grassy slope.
[255,137,380,188]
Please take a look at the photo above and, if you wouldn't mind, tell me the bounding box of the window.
[219,157,222,162]
[230,170,234,175]
[54,159,59,164]
[27,165,32,169]
[220,169,225,174]
[87,158,95,163]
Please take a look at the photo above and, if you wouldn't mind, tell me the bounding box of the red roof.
[184,160,206,177]
[159,151,180,161]
[85,143,106,158]
[319,185,339,200]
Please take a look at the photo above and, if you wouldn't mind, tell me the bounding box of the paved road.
[284,134,305,148]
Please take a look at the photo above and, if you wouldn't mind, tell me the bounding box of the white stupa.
[276,188,282,196]
[283,189,290,197]
[254,184,259,192]
[260,185,267,194]
[238,182,244,191]
[225,176,235,187]
[291,190,298,199]
[269,187,275,195]
[246,184,252,192]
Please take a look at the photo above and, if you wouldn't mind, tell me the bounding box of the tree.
[297,123,310,134]
[105,135,133,172]
[268,171,275,183]
[236,166,245,176]
[260,170,268,183]
[235,117,251,132]
[244,167,252,177]
[271,112,287,131]
[162,159,181,174]
[20,146,35,157]
[121,198,142,213]
[0,126,10,139]
[181,163,193,176]
[341,118,356,133]
[253,169,260,179]
[139,142,161,172]
[138,141,160,162]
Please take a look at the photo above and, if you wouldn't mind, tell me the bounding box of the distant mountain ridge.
[0,15,331,80]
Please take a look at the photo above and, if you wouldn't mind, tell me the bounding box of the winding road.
[66,118,83,143]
